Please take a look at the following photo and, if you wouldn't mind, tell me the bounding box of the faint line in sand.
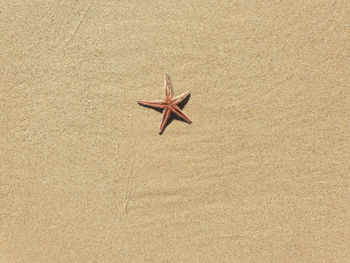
[123,137,136,214]
[65,0,94,45]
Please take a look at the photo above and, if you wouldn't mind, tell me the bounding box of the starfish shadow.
[159,93,191,135]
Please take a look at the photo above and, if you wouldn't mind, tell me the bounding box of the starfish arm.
[171,105,192,124]
[172,90,190,105]
[159,107,171,134]
[137,100,166,109]
[164,73,172,98]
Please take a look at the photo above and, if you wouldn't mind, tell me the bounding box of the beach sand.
[1,0,349,262]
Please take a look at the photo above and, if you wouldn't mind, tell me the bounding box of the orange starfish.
[138,74,192,134]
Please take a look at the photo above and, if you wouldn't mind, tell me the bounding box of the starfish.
[138,74,192,134]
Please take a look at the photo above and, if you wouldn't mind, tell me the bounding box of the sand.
[1,0,349,262]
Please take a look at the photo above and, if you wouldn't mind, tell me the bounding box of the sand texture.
[1,0,350,262]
